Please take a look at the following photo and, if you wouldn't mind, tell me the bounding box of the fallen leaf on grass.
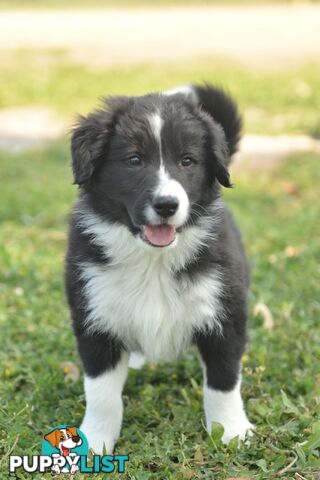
[194,447,203,463]
[281,181,300,196]
[181,467,195,479]
[59,361,80,382]
[227,478,251,480]
[254,303,274,330]
[285,246,301,257]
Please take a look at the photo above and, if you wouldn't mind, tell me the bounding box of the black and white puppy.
[65,84,253,453]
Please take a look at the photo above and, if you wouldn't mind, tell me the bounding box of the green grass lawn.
[1,52,320,136]
[0,141,319,478]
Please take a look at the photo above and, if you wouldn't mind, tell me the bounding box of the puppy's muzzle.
[152,195,179,219]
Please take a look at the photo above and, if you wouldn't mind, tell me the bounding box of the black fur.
[194,84,242,158]
[65,84,248,394]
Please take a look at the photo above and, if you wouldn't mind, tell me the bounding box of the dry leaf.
[254,302,274,330]
[59,361,80,382]
[181,467,195,479]
[194,447,204,463]
[285,246,301,257]
[281,181,300,196]
[227,476,252,480]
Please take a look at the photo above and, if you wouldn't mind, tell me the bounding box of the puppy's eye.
[127,155,142,167]
[181,157,195,167]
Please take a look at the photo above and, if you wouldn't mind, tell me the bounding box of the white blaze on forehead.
[146,111,189,228]
[148,112,163,148]
[148,111,164,167]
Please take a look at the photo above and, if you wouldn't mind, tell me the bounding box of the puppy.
[65,84,253,453]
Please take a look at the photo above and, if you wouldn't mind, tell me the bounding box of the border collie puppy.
[65,84,254,453]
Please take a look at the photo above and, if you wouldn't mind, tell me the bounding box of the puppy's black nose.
[153,196,179,218]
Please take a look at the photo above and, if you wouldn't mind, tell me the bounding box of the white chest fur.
[78,210,224,362]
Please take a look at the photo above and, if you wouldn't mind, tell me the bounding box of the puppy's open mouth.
[61,446,70,456]
[142,224,176,247]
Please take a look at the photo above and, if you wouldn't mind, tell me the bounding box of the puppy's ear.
[71,113,108,185]
[44,429,59,447]
[71,96,132,185]
[192,84,242,188]
[212,124,232,188]
[201,113,232,188]
[193,84,242,157]
[66,426,77,437]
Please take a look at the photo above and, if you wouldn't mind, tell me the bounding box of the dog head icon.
[44,426,82,456]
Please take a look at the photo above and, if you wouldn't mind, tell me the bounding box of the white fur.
[76,202,224,362]
[148,112,163,151]
[58,429,81,451]
[146,111,190,227]
[145,167,190,228]
[129,351,146,369]
[164,85,196,100]
[80,351,129,454]
[204,376,253,444]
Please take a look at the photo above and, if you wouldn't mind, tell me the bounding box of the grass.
[0,141,319,479]
[1,51,320,137]
[0,44,319,478]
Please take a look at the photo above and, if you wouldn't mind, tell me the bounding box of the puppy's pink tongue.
[143,225,176,246]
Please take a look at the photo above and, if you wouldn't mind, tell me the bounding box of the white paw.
[80,421,117,454]
[204,380,254,447]
[221,419,255,445]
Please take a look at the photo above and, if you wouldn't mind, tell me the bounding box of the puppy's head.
[71,85,241,248]
[44,427,81,451]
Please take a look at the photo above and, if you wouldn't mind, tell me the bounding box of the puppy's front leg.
[196,321,253,445]
[76,331,129,454]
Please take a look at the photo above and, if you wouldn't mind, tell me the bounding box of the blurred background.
[1,1,320,478]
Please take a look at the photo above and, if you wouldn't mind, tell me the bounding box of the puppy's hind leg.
[195,316,253,445]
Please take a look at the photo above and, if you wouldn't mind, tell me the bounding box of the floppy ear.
[193,84,242,157]
[44,429,59,447]
[71,112,109,185]
[71,96,132,185]
[206,117,232,188]
[213,129,232,188]
[66,426,77,437]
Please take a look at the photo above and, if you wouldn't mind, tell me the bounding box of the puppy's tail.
[192,84,242,159]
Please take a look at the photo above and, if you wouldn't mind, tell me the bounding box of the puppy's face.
[44,427,82,453]
[72,93,231,247]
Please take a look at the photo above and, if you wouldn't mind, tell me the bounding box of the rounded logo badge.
[41,425,88,474]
